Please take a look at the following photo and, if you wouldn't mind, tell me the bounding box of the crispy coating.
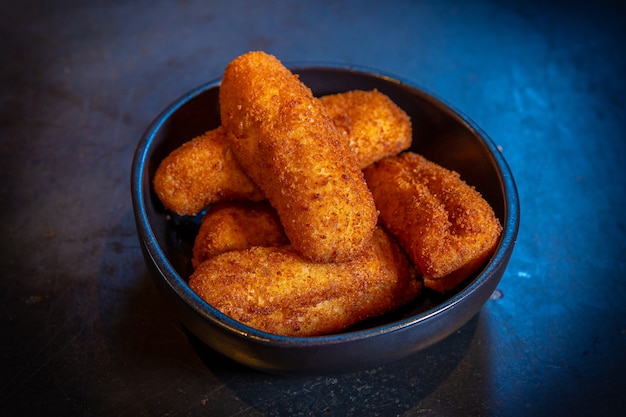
[363,152,502,292]
[219,51,377,262]
[319,89,412,168]
[189,227,421,337]
[153,127,264,215]
[153,89,411,216]
[192,201,288,268]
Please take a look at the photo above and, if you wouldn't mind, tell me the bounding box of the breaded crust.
[219,51,377,262]
[153,127,264,215]
[319,89,412,168]
[189,227,421,337]
[153,90,411,216]
[363,152,502,292]
[192,201,288,268]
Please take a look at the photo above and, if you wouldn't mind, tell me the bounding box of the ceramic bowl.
[131,64,519,374]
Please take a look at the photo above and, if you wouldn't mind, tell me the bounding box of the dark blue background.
[1,0,625,415]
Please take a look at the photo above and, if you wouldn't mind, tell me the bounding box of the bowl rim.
[131,62,520,349]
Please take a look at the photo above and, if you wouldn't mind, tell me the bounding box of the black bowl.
[131,64,520,375]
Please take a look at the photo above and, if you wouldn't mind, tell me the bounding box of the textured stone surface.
[1,0,625,415]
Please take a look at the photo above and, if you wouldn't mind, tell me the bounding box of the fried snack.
[153,126,264,215]
[154,90,411,216]
[192,201,288,268]
[363,152,502,292]
[320,89,412,168]
[189,227,421,337]
[219,51,377,262]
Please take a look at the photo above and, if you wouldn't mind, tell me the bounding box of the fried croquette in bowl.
[131,59,519,375]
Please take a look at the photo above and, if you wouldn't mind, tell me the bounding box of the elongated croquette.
[189,227,420,336]
[219,51,377,262]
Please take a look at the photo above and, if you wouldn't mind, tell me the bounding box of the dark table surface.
[2,0,625,415]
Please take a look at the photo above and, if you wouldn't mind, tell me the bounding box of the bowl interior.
[133,65,519,372]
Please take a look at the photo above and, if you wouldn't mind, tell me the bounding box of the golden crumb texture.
[320,89,412,169]
[189,227,420,336]
[219,51,377,262]
[192,201,288,268]
[364,152,502,292]
[153,127,264,215]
